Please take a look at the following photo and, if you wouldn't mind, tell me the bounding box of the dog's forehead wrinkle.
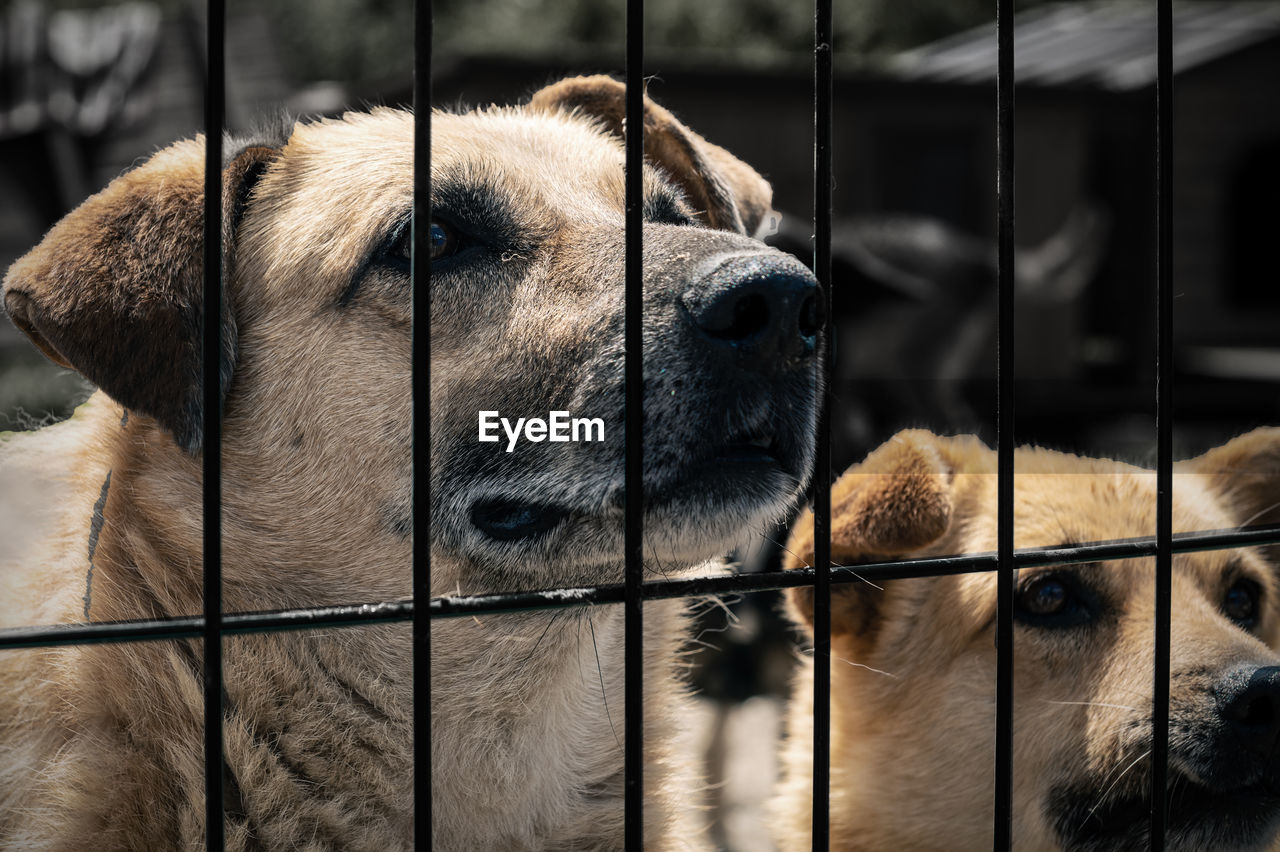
[433,110,697,223]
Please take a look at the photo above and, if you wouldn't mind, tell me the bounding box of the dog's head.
[2,77,818,604]
[782,428,1280,850]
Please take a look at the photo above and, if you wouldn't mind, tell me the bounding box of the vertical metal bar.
[1151,0,1174,847]
[623,0,644,848]
[994,0,1016,847]
[412,0,433,846]
[201,0,225,848]
[812,0,833,848]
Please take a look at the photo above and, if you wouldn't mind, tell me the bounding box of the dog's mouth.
[1052,772,1280,850]
[642,421,801,509]
[464,407,809,549]
[467,430,795,546]
[715,429,781,465]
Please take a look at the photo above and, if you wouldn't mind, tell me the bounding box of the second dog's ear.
[2,140,280,452]
[784,430,986,639]
[528,75,774,236]
[1182,427,1280,563]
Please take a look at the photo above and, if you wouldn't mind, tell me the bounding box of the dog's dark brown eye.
[385,219,458,269]
[1014,571,1097,629]
[427,220,456,260]
[1224,578,1261,628]
[1020,576,1068,616]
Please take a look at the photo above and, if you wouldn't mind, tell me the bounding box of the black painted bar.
[412,0,433,844]
[201,0,225,848]
[811,1,834,848]
[6,525,1280,650]
[623,0,645,847]
[993,0,1015,847]
[1151,0,1174,846]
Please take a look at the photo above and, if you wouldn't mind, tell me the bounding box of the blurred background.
[2,0,1279,847]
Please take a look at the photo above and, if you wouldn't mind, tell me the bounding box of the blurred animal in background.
[774,427,1280,851]
[769,204,1109,465]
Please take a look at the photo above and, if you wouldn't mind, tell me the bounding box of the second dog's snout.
[1218,666,1280,756]
[681,254,822,368]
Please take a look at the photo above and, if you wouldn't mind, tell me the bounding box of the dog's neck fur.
[1,394,701,850]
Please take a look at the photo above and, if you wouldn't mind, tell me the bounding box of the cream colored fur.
[0,77,811,850]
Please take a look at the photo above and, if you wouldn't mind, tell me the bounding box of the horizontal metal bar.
[2,524,1278,650]
[0,602,414,650]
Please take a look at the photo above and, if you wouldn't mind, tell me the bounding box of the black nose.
[681,254,822,368]
[1217,665,1280,757]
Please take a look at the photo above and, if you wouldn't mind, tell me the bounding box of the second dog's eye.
[1015,572,1096,629]
[1021,577,1067,615]
[1224,578,1261,629]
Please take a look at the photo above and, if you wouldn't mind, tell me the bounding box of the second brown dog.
[775,428,1280,851]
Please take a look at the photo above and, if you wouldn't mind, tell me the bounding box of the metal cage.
[3,1,1280,850]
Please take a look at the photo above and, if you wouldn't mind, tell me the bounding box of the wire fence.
[3,0,1280,850]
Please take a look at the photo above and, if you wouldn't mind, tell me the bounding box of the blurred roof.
[889,1,1280,90]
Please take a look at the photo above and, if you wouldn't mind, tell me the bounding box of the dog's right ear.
[1182,427,1280,565]
[2,140,280,452]
[784,430,986,640]
[528,75,774,237]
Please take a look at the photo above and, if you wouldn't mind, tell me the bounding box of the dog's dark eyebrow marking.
[339,175,542,309]
[433,177,545,250]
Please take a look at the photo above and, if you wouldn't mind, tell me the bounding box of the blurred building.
[884,1,1280,453]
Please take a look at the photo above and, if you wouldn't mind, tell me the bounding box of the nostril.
[1218,666,1280,753]
[703,292,769,341]
[1237,694,1275,729]
[799,291,822,338]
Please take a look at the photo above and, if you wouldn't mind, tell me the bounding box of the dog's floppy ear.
[1182,427,1280,563]
[784,430,985,639]
[2,140,280,451]
[528,75,774,236]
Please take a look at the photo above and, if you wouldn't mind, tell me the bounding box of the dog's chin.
[1050,775,1280,852]
[638,463,804,565]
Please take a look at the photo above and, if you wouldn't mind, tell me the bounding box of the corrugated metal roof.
[889,1,1280,90]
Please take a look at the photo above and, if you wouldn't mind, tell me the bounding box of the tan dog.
[0,76,820,849]
[774,428,1280,851]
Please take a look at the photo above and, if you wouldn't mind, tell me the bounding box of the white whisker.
[800,649,899,679]
[1043,700,1139,712]
[1085,749,1150,825]
[830,567,884,592]
[1240,501,1280,529]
